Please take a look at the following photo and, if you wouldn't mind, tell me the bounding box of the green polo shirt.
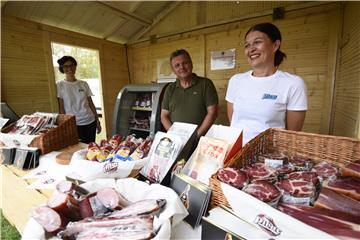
[162,74,218,126]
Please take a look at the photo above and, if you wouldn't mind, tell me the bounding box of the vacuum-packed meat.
[217,167,249,189]
[47,193,81,221]
[31,206,69,235]
[258,152,288,168]
[106,199,166,219]
[315,188,360,218]
[76,226,153,240]
[96,187,133,210]
[312,161,339,180]
[243,180,281,203]
[243,163,277,182]
[289,155,313,171]
[61,214,154,237]
[278,203,360,240]
[287,171,320,186]
[56,180,89,199]
[323,177,360,201]
[341,160,360,179]
[276,178,316,198]
[79,192,108,219]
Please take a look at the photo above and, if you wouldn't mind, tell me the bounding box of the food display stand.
[111,83,168,139]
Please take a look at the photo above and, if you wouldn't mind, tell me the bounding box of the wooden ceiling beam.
[97,1,151,26]
[129,1,182,43]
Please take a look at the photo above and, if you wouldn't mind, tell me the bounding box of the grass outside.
[0,210,21,240]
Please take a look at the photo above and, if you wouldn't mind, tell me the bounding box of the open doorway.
[51,42,106,141]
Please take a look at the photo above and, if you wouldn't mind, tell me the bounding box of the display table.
[1,143,86,234]
[1,143,202,239]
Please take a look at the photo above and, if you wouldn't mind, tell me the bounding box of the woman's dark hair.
[169,49,192,63]
[245,22,286,66]
[57,56,77,73]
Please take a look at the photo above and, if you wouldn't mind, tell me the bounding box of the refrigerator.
[112,83,168,138]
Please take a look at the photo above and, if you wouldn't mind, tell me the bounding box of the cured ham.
[312,161,339,180]
[341,160,360,179]
[106,199,166,219]
[258,152,288,168]
[276,178,316,198]
[76,227,153,240]
[79,192,108,219]
[56,180,89,199]
[61,214,154,237]
[217,167,249,189]
[287,171,320,187]
[288,155,313,171]
[243,163,277,182]
[243,180,280,203]
[278,204,360,240]
[47,193,82,221]
[31,206,69,235]
[315,188,360,218]
[96,187,133,210]
[323,177,360,201]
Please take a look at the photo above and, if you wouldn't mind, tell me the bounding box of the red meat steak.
[217,167,249,189]
[276,179,315,198]
[287,171,319,185]
[244,163,276,181]
[312,161,339,180]
[243,180,280,202]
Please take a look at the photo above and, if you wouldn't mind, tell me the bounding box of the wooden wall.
[1,15,130,138]
[331,2,360,138]
[128,2,341,135]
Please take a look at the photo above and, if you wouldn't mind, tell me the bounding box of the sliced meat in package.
[315,188,360,218]
[278,203,360,240]
[323,177,360,201]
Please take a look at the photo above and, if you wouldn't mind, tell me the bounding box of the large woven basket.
[2,114,79,154]
[209,128,360,209]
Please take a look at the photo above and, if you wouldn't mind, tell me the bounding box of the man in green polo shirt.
[161,49,219,137]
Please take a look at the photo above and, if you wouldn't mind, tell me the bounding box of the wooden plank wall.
[1,15,130,138]
[332,2,360,138]
[128,3,341,135]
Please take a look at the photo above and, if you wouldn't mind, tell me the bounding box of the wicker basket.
[1,114,79,155]
[209,128,360,209]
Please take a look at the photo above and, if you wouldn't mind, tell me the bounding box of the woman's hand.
[96,120,102,134]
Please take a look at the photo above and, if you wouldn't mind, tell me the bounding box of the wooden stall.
[1,1,360,138]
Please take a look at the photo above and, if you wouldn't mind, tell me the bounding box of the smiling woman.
[225,22,308,145]
[56,56,102,143]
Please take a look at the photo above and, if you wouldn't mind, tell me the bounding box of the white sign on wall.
[210,49,236,70]
[157,58,176,83]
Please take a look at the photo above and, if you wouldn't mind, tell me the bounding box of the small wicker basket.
[2,114,79,154]
[209,128,360,209]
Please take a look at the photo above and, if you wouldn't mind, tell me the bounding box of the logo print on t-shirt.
[78,88,85,93]
[193,91,198,95]
[262,93,277,100]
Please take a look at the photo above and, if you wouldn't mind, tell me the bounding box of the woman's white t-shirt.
[225,70,308,144]
[56,80,95,125]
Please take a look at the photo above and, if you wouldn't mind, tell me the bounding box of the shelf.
[129,127,150,132]
[132,106,152,112]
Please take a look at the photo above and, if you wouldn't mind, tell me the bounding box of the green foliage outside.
[1,210,21,240]
[52,43,100,81]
